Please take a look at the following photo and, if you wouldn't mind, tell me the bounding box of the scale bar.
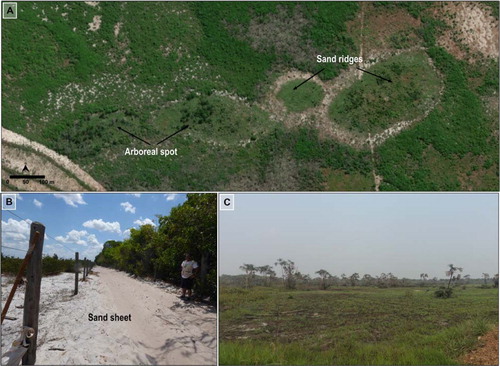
[9,175,46,180]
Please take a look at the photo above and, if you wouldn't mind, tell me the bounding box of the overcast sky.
[2,193,186,260]
[220,194,498,279]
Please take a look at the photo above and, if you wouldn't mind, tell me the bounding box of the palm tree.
[387,272,399,287]
[350,273,360,287]
[316,269,332,290]
[275,258,297,289]
[446,264,463,289]
[482,273,490,285]
[340,273,348,287]
[240,263,256,288]
[362,274,374,286]
[256,265,275,286]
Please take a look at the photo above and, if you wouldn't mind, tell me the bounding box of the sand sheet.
[1,267,216,365]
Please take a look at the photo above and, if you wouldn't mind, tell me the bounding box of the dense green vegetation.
[2,2,498,191]
[376,45,498,191]
[220,285,498,365]
[329,51,441,134]
[1,254,76,276]
[277,80,324,113]
[94,194,216,300]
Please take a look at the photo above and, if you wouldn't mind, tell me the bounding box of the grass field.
[277,80,324,113]
[219,286,498,365]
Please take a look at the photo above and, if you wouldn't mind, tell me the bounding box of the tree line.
[1,253,76,277]
[236,260,499,292]
[95,194,216,300]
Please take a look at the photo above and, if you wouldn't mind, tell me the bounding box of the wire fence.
[2,210,76,257]
[1,221,94,365]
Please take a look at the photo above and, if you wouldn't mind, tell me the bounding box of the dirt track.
[2,268,216,365]
[461,327,499,366]
[97,267,216,365]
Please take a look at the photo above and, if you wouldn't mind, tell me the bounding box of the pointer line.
[294,68,325,90]
[117,127,152,145]
[156,125,189,145]
[356,67,392,83]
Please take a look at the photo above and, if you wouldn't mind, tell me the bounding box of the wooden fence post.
[74,252,79,295]
[22,222,45,365]
[83,257,87,280]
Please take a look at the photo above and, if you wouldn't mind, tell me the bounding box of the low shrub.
[434,286,453,298]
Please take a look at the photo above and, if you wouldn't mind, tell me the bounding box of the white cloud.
[164,194,177,201]
[129,194,141,198]
[5,232,27,241]
[55,230,88,246]
[82,219,121,234]
[86,234,100,247]
[53,194,86,207]
[2,218,31,242]
[80,244,104,262]
[33,199,43,208]
[122,229,131,238]
[133,218,156,227]
[120,202,136,214]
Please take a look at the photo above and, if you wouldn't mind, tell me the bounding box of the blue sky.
[2,193,187,260]
[220,194,499,279]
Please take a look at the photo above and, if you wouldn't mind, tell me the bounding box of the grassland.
[2,2,498,191]
[219,285,498,365]
[329,51,441,134]
[277,80,324,112]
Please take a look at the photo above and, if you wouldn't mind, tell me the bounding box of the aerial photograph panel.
[2,1,498,191]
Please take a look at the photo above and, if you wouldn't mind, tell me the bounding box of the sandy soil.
[88,15,102,32]
[348,3,421,56]
[461,327,499,365]
[1,267,216,365]
[437,2,499,62]
[2,128,105,191]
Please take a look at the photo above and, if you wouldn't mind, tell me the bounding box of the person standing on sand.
[180,253,199,300]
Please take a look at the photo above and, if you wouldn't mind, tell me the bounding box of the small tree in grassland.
[295,272,311,286]
[275,258,297,289]
[482,273,490,285]
[257,265,276,286]
[350,273,360,287]
[340,273,348,287]
[420,273,428,282]
[446,264,463,289]
[316,269,332,290]
[240,263,256,289]
[362,274,374,286]
[436,264,462,298]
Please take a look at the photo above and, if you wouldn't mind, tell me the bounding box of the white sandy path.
[97,267,216,365]
[1,267,216,365]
